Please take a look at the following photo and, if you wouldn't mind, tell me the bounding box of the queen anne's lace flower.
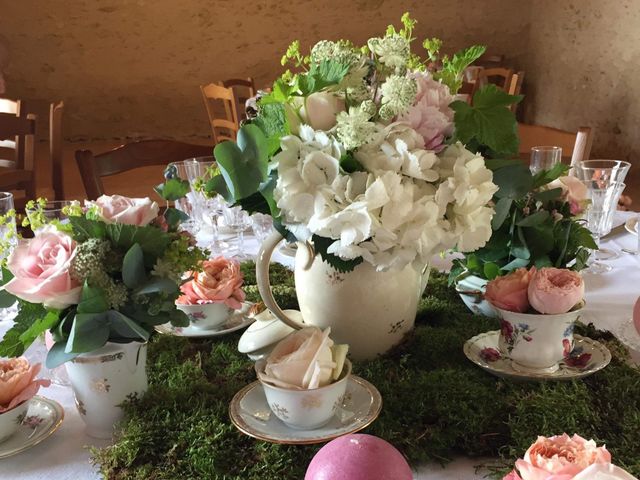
[368,35,410,72]
[335,102,379,150]
[310,40,361,66]
[379,75,417,121]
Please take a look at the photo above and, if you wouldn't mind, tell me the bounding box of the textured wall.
[0,0,531,139]
[522,0,640,185]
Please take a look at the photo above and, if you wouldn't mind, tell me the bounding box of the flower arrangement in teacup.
[503,433,637,480]
[0,194,208,367]
[484,267,586,373]
[256,326,350,430]
[0,358,50,442]
[176,256,245,330]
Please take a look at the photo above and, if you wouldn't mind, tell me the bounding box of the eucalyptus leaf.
[491,197,512,230]
[122,244,147,289]
[77,283,110,314]
[517,210,550,227]
[65,312,110,353]
[108,311,151,341]
[134,277,178,296]
[105,223,171,261]
[534,187,564,203]
[46,342,79,368]
[0,288,16,308]
[493,164,533,200]
[501,257,530,271]
[69,216,106,242]
[205,175,232,203]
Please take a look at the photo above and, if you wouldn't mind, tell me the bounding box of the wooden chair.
[474,67,515,94]
[0,100,37,207]
[50,101,64,200]
[200,83,240,144]
[220,77,256,122]
[518,123,593,169]
[75,139,213,200]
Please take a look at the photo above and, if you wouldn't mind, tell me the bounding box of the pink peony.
[485,268,535,313]
[548,176,588,215]
[177,256,245,309]
[397,71,455,151]
[0,358,50,413]
[506,434,613,480]
[89,195,159,226]
[528,268,584,314]
[5,227,82,309]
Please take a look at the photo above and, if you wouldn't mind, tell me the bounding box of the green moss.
[93,267,640,479]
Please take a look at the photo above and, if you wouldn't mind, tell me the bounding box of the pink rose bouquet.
[177,257,246,310]
[486,267,584,314]
[504,434,636,480]
[0,358,50,413]
[87,194,159,226]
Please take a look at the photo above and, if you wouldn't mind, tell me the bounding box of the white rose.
[573,464,637,480]
[301,92,346,131]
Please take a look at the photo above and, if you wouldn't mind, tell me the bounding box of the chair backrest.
[518,123,593,168]
[476,67,514,92]
[0,103,37,203]
[200,83,239,144]
[220,77,256,121]
[50,101,64,200]
[75,139,213,200]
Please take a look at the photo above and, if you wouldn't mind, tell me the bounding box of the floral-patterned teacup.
[257,359,351,430]
[495,304,584,373]
[0,400,29,443]
[176,302,233,330]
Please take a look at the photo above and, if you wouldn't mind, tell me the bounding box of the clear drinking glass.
[0,192,17,262]
[581,181,626,273]
[530,146,562,174]
[223,207,252,260]
[25,200,74,231]
[201,196,229,255]
[165,162,197,233]
[251,213,274,244]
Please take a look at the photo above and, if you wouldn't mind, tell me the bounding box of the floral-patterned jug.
[256,231,430,360]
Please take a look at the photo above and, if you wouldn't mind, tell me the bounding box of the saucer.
[617,318,640,352]
[625,217,638,236]
[464,331,611,381]
[0,396,64,459]
[229,376,382,445]
[156,303,255,338]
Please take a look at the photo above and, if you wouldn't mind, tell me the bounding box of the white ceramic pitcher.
[256,231,431,360]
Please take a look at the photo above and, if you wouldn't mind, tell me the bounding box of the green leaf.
[491,197,512,230]
[253,102,289,156]
[1,266,13,285]
[510,245,531,260]
[532,163,570,189]
[213,124,269,201]
[484,158,523,171]
[493,164,533,199]
[501,257,529,271]
[517,210,550,227]
[534,255,553,268]
[297,60,351,95]
[154,178,190,201]
[46,342,79,368]
[134,277,178,296]
[435,45,486,93]
[0,288,16,308]
[108,310,151,342]
[65,312,110,353]
[122,244,147,289]
[340,152,367,173]
[312,235,363,274]
[163,207,189,229]
[105,223,171,261]
[204,175,232,203]
[0,301,49,357]
[534,187,564,203]
[451,84,522,156]
[77,283,109,314]
[68,216,106,242]
[483,262,500,280]
[18,310,61,346]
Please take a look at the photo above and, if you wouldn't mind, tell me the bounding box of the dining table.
[1,210,639,480]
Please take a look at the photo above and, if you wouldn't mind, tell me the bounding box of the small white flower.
[335,102,379,150]
[379,75,418,121]
[367,35,410,71]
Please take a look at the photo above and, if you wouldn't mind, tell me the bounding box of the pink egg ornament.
[305,434,413,480]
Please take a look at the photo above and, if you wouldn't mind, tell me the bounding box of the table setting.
[1,11,640,480]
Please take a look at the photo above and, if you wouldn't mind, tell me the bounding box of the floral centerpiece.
[155,13,524,358]
[0,194,207,437]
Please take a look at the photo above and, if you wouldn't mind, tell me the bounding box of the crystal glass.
[251,213,274,244]
[576,160,631,260]
[223,207,252,260]
[581,181,626,274]
[530,146,562,174]
[183,157,222,231]
[0,192,17,262]
[165,162,197,233]
[25,200,74,231]
[201,195,229,255]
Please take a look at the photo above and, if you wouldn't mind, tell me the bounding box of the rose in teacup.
[0,358,50,413]
[528,268,584,314]
[5,227,82,309]
[257,327,349,390]
[503,434,636,480]
[485,268,534,313]
[177,256,245,310]
[87,194,159,226]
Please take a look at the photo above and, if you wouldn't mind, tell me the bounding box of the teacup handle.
[256,230,306,331]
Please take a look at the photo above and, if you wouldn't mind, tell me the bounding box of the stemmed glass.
[223,207,252,260]
[165,162,197,233]
[530,146,562,174]
[576,160,631,262]
[251,213,274,244]
[580,181,627,274]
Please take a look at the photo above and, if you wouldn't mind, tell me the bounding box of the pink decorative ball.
[305,434,413,480]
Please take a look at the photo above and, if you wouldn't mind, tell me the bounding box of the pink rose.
[301,91,346,131]
[397,71,455,151]
[528,268,584,314]
[485,268,535,313]
[89,194,159,226]
[5,227,82,309]
[506,434,612,480]
[0,358,50,413]
[548,176,588,215]
[177,256,245,309]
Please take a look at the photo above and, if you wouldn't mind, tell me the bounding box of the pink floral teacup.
[0,401,29,443]
[176,302,233,330]
[495,304,585,373]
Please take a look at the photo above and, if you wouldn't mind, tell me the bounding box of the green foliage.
[434,45,486,93]
[0,301,48,357]
[93,270,640,479]
[450,85,523,156]
[312,234,364,273]
[154,178,190,202]
[105,223,171,262]
[252,102,289,156]
[297,60,351,96]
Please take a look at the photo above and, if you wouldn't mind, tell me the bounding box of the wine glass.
[165,162,197,233]
[223,207,252,260]
[581,181,626,274]
[530,146,562,174]
[251,213,274,244]
[25,200,74,232]
[201,195,229,255]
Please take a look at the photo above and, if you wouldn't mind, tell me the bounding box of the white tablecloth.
[2,212,639,480]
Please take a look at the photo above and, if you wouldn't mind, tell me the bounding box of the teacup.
[0,400,29,443]
[176,302,233,330]
[257,359,351,430]
[494,304,584,373]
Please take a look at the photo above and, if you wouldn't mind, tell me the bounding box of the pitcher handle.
[256,230,306,330]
